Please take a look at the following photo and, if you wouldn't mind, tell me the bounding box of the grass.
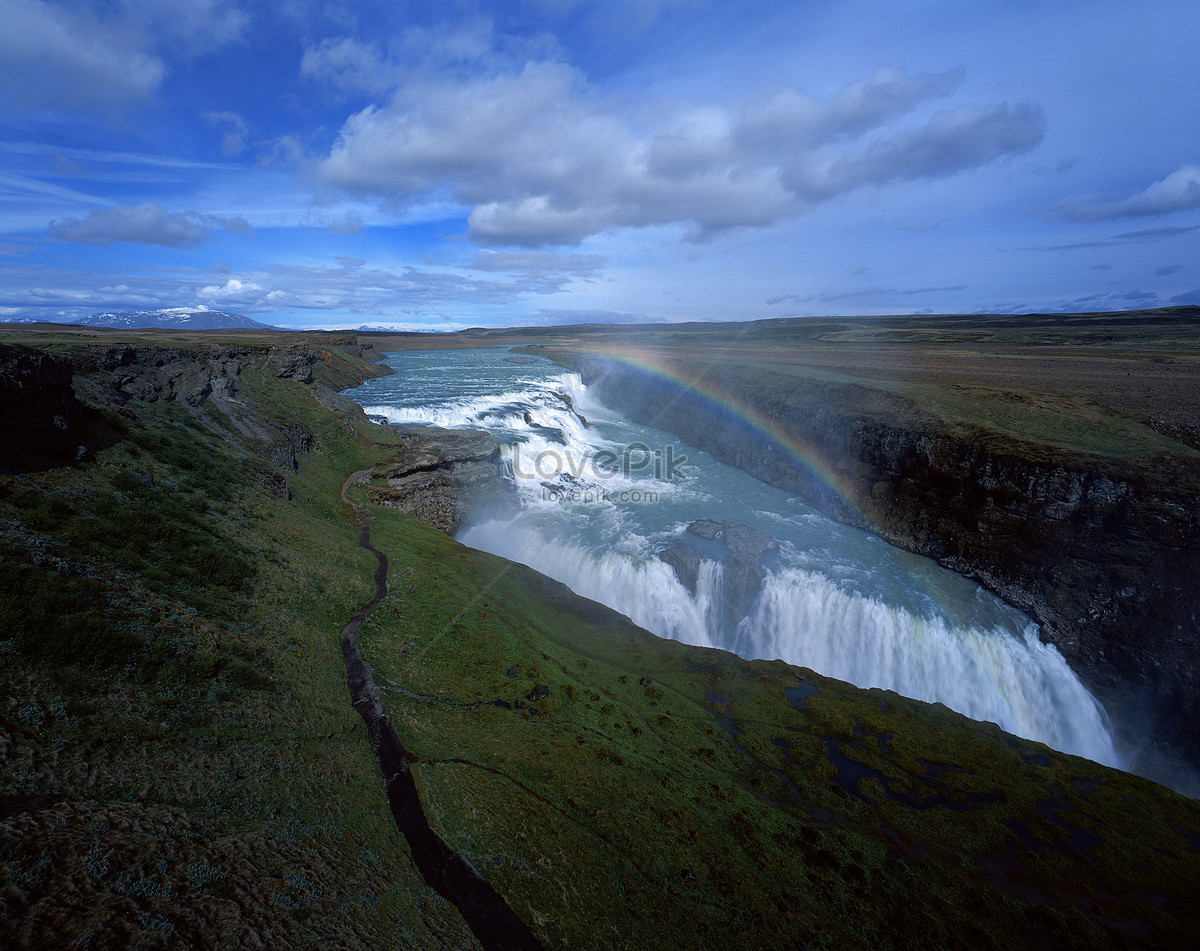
[0,339,479,949]
[2,328,1200,949]
[354,510,1200,950]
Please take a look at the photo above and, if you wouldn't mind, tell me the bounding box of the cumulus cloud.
[0,0,165,112]
[794,102,1044,199]
[48,203,246,247]
[300,19,526,98]
[1051,164,1200,222]
[0,0,245,115]
[734,67,964,153]
[317,58,1043,247]
[199,278,270,304]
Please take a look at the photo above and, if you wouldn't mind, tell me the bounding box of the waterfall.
[343,350,1121,768]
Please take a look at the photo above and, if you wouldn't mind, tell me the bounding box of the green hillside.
[2,332,1199,949]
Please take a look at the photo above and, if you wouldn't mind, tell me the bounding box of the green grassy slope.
[0,341,479,949]
[2,332,1200,949]
[353,510,1200,950]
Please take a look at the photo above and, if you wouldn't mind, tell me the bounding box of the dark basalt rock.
[551,390,587,427]
[657,542,706,594]
[266,424,314,473]
[72,342,321,408]
[658,519,780,637]
[266,345,316,384]
[0,343,81,469]
[369,428,517,534]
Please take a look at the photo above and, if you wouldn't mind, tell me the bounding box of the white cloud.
[0,0,165,112]
[47,203,247,247]
[468,249,604,275]
[1052,164,1200,222]
[300,19,523,98]
[126,0,246,52]
[794,102,1045,199]
[734,67,964,152]
[49,204,209,247]
[199,278,268,303]
[300,37,395,95]
[317,58,1043,247]
[0,0,245,116]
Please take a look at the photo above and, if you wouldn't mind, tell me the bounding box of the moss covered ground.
[2,329,1199,949]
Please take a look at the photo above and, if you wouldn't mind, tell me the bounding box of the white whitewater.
[347,350,1121,768]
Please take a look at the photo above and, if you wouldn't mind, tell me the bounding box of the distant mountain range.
[77,308,276,330]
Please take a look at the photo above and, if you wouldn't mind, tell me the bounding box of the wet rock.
[656,542,706,594]
[551,390,587,427]
[685,519,779,633]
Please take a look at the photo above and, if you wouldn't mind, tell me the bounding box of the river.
[343,347,1120,767]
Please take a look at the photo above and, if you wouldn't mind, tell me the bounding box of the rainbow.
[569,344,871,521]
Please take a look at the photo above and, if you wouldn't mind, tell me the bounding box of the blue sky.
[2,0,1198,330]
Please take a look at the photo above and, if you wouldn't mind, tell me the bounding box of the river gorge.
[345,348,1124,770]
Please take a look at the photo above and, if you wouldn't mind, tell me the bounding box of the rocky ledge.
[366,427,517,535]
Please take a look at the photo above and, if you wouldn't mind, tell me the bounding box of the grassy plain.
[362,306,1200,459]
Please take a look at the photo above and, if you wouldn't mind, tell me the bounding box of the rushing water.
[344,348,1120,767]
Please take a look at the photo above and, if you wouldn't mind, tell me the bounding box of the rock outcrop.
[575,354,1200,766]
[69,343,332,493]
[0,344,82,468]
[659,519,779,637]
[367,428,517,534]
[72,343,318,408]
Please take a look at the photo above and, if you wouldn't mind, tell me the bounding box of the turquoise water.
[343,348,1120,766]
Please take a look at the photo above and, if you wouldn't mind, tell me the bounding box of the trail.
[338,470,543,951]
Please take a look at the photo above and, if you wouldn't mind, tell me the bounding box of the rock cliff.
[659,519,780,640]
[71,342,319,407]
[574,354,1200,767]
[366,427,517,534]
[0,344,82,468]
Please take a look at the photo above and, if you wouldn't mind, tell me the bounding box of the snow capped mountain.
[79,308,276,330]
